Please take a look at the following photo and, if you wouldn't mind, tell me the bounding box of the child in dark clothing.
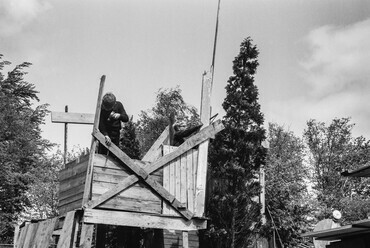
[98,92,129,155]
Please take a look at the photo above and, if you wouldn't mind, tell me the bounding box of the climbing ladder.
[15,73,223,248]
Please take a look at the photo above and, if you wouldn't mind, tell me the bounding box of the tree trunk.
[230,207,237,248]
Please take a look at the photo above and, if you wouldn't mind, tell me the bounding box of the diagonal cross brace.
[86,120,224,216]
[91,129,194,220]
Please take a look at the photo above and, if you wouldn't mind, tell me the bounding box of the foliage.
[264,123,312,247]
[0,54,52,242]
[304,117,370,225]
[120,116,141,159]
[205,37,266,248]
[23,147,87,221]
[136,86,199,156]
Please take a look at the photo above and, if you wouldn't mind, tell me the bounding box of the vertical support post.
[82,75,105,205]
[64,105,68,167]
[80,76,105,248]
[260,167,266,225]
[194,71,212,217]
[182,231,189,248]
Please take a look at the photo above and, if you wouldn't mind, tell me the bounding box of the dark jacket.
[99,101,129,137]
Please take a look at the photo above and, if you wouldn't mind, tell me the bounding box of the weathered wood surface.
[92,130,194,220]
[91,154,162,214]
[58,157,88,215]
[51,112,94,125]
[195,72,212,217]
[57,211,77,248]
[162,146,198,216]
[82,75,105,205]
[83,209,207,231]
[87,120,223,212]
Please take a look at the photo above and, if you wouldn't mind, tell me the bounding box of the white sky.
[1,0,370,151]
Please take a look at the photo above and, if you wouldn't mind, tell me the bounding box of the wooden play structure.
[14,74,224,248]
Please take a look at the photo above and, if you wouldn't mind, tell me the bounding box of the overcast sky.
[1,0,370,151]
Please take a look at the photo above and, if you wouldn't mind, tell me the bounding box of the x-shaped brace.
[85,120,224,220]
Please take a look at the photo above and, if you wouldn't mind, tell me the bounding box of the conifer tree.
[206,37,266,248]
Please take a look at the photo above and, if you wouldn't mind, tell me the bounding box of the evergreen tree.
[206,37,266,248]
[120,116,141,159]
[0,55,51,242]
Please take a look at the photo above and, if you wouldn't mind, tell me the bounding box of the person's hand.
[109,112,120,119]
[105,135,111,146]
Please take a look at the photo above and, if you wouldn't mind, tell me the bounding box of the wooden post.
[64,105,68,167]
[79,75,105,248]
[182,231,189,248]
[195,71,212,217]
[82,75,105,205]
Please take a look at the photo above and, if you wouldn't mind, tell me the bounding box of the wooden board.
[51,112,94,125]
[92,154,162,214]
[195,72,212,217]
[57,211,77,248]
[30,217,58,248]
[162,146,198,216]
[83,209,207,231]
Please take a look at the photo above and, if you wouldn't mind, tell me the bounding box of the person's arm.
[115,101,129,122]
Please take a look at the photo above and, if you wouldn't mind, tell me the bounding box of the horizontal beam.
[83,209,207,231]
[51,112,94,124]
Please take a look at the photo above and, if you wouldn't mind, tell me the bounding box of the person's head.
[102,92,116,111]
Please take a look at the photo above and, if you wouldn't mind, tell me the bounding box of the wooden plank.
[16,223,29,248]
[59,174,86,192]
[186,150,194,212]
[59,192,84,207]
[51,112,94,124]
[57,211,77,248]
[79,223,94,248]
[59,160,88,181]
[58,200,83,216]
[33,217,58,248]
[59,184,85,201]
[180,153,187,206]
[183,231,189,248]
[83,209,207,231]
[163,146,171,215]
[142,125,170,162]
[92,181,161,202]
[195,72,212,217]
[93,194,162,214]
[82,75,105,205]
[175,156,181,205]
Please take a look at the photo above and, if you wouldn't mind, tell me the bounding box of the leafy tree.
[205,37,266,248]
[136,86,199,156]
[0,55,51,242]
[120,116,141,159]
[264,123,311,247]
[304,118,370,225]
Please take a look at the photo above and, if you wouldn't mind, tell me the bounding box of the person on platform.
[98,92,129,155]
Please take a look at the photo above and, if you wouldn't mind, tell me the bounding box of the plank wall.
[58,154,89,215]
[92,154,163,214]
[162,145,198,216]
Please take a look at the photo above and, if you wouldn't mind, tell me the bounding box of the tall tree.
[136,86,199,155]
[304,118,370,224]
[265,123,311,247]
[206,37,266,248]
[0,55,51,242]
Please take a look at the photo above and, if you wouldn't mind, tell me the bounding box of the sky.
[1,0,370,152]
